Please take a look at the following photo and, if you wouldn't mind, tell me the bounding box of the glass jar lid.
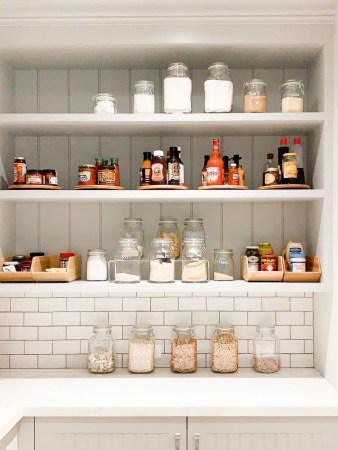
[184,218,203,225]
[158,218,178,224]
[133,323,153,331]
[168,62,188,71]
[15,156,26,161]
[134,80,154,88]
[283,153,296,157]
[183,238,205,244]
[118,237,138,246]
[93,324,112,333]
[214,248,233,255]
[243,78,267,88]
[257,324,275,332]
[279,79,304,94]
[215,324,234,332]
[246,245,259,249]
[124,218,142,224]
[92,93,116,102]
[88,249,107,255]
[79,164,95,168]
[208,62,229,71]
[174,324,194,332]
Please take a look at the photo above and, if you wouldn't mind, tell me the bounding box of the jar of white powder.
[182,238,208,283]
[128,324,155,373]
[204,62,233,113]
[114,238,141,283]
[213,249,234,281]
[133,80,155,114]
[92,93,117,114]
[149,238,175,283]
[164,62,192,113]
[86,249,108,281]
[279,79,305,113]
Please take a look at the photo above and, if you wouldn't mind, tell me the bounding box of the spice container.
[164,62,192,114]
[182,238,208,283]
[88,325,115,374]
[87,249,107,281]
[171,325,197,373]
[149,238,175,283]
[204,62,233,113]
[282,152,298,184]
[258,243,273,256]
[26,169,44,185]
[92,93,117,114]
[13,156,27,185]
[123,218,144,257]
[2,261,20,272]
[279,79,304,113]
[60,252,74,269]
[289,252,306,272]
[243,79,267,113]
[213,249,234,281]
[21,259,32,272]
[133,80,155,114]
[253,325,280,374]
[128,324,155,373]
[114,238,141,283]
[78,164,97,185]
[261,254,277,272]
[156,218,180,259]
[211,325,238,373]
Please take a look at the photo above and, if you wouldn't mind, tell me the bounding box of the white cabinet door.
[35,417,186,450]
[188,418,338,450]
[0,419,34,450]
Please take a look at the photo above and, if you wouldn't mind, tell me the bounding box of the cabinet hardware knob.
[175,432,181,450]
[194,432,200,450]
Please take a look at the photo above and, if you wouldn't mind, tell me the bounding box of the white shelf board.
[0,189,324,203]
[0,113,324,137]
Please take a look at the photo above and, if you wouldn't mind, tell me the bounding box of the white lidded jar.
[86,249,108,281]
[164,62,192,113]
[133,80,155,114]
[92,93,117,114]
[204,62,233,113]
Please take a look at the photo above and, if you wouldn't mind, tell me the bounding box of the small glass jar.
[128,324,155,373]
[243,79,267,113]
[213,249,234,281]
[156,218,180,259]
[164,62,192,114]
[204,62,233,113]
[13,156,27,185]
[42,169,58,186]
[26,169,44,185]
[122,218,145,257]
[182,218,205,245]
[133,80,155,114]
[182,238,208,283]
[88,324,115,374]
[282,152,298,183]
[149,238,175,283]
[86,249,107,281]
[253,325,280,374]
[92,93,117,114]
[258,242,274,256]
[211,324,238,373]
[171,325,197,373]
[78,164,97,185]
[114,238,141,283]
[279,79,304,113]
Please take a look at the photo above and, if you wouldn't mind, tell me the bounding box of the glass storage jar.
[86,249,108,281]
[114,238,141,283]
[156,218,180,259]
[204,62,233,113]
[171,325,197,373]
[128,324,155,373]
[182,238,208,283]
[253,325,280,374]
[164,62,192,113]
[122,218,145,257]
[213,249,234,281]
[243,79,267,113]
[279,79,304,112]
[211,324,238,373]
[258,242,274,256]
[282,152,298,183]
[133,80,155,114]
[149,238,175,283]
[88,325,115,373]
[182,218,205,245]
[92,93,117,114]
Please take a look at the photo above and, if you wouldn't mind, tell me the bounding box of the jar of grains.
[88,325,115,374]
[182,218,205,251]
[211,325,238,373]
[164,62,192,113]
[92,93,117,114]
[156,218,180,259]
[114,238,141,283]
[149,238,175,283]
[182,238,208,283]
[171,325,197,373]
[122,218,145,257]
[253,325,280,374]
[128,324,155,373]
[243,79,267,113]
[279,79,304,113]
[213,249,234,281]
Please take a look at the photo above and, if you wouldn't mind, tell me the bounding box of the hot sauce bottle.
[206,139,224,185]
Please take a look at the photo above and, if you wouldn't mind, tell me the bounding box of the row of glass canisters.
[92,62,305,114]
[86,218,234,283]
[88,323,280,375]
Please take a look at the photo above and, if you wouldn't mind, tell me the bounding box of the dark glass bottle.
[150,150,167,185]
[278,137,289,184]
[168,147,180,185]
[223,156,229,185]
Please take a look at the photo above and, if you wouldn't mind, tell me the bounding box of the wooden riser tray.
[137,185,188,190]
[198,185,248,190]
[257,184,310,190]
[9,185,62,190]
[0,257,34,282]
[241,255,284,282]
[73,185,124,190]
[283,256,321,282]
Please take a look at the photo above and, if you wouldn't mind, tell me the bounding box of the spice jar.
[211,325,238,373]
[114,238,141,283]
[171,325,197,373]
[88,325,115,373]
[182,238,208,283]
[60,252,74,269]
[43,169,58,186]
[213,249,234,281]
[149,238,175,283]
[282,153,298,184]
[128,324,155,373]
[78,164,96,185]
[258,243,274,256]
[279,79,304,113]
[253,325,280,374]
[164,62,192,114]
[123,218,145,257]
[156,218,180,259]
[261,254,277,272]
[243,79,267,113]
[87,249,107,281]
[2,261,20,273]
[245,246,260,272]
[13,156,27,185]
[92,93,117,114]
[204,62,233,113]
[133,80,155,114]
[26,169,44,185]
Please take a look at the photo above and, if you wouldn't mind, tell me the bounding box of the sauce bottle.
[232,154,245,186]
[177,147,185,186]
[278,137,289,183]
[223,156,229,185]
[168,147,180,185]
[111,158,120,186]
[140,151,152,186]
[206,139,224,185]
[291,138,305,184]
[150,150,167,185]
[228,163,239,185]
[202,155,210,186]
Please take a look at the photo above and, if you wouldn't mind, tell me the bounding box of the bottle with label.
[291,137,305,184]
[168,147,180,185]
[13,156,27,185]
[278,137,289,183]
[207,139,224,185]
[177,147,185,186]
[166,149,170,183]
[223,156,229,185]
[228,163,239,185]
[282,153,298,184]
[140,152,152,186]
[232,154,245,186]
[111,158,120,186]
[202,155,210,186]
[150,150,166,185]
[263,153,279,186]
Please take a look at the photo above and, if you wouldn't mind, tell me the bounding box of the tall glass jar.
[253,325,280,374]
[128,324,155,373]
[164,62,192,113]
[182,238,208,283]
[92,93,117,114]
[204,62,233,113]
[123,218,145,257]
[88,325,115,373]
[182,218,205,244]
[279,79,304,113]
[114,238,141,283]
[211,325,238,373]
[156,218,180,259]
[243,79,267,113]
[171,325,197,373]
[213,249,234,281]
[149,238,175,283]
[133,80,155,114]
[86,249,108,281]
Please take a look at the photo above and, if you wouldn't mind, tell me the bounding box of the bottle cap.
[280,137,288,145]
[267,153,274,159]
[212,138,220,149]
[153,150,164,157]
[294,138,301,144]
[60,252,75,259]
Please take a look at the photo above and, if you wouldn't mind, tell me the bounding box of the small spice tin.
[261,254,277,271]
[78,165,96,185]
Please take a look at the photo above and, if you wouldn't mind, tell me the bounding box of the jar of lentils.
[211,324,238,373]
[171,325,197,373]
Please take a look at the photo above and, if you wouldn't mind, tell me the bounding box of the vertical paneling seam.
[67,69,72,250]
[37,70,41,251]
[98,69,103,248]
[128,69,133,216]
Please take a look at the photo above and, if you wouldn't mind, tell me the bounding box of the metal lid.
[246,246,259,249]
[213,248,233,254]
[243,78,267,87]
[184,218,203,224]
[124,218,142,223]
[78,164,95,168]
[279,79,304,91]
[134,80,154,87]
[153,150,164,157]
[168,62,188,70]
[14,156,26,160]
[283,153,297,157]
[159,218,178,224]
[208,62,229,71]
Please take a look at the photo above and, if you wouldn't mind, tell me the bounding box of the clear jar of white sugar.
[204,62,233,113]
[133,80,155,114]
[92,93,117,114]
[164,62,192,113]
[86,249,108,281]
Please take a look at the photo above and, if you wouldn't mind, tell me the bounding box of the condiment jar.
[92,93,117,114]
[213,249,234,281]
[88,325,115,374]
[26,170,44,185]
[78,164,96,185]
[289,252,306,273]
[243,79,267,113]
[211,324,238,373]
[261,254,277,272]
[245,246,260,272]
[258,242,274,256]
[122,218,145,257]
[156,218,180,259]
[279,79,304,113]
[282,153,298,184]
[128,324,155,373]
[133,80,155,114]
[2,261,20,273]
[253,325,280,374]
[204,62,233,113]
[13,156,27,185]
[149,238,175,283]
[60,252,74,269]
[150,150,167,185]
[114,238,141,283]
[42,169,58,186]
[86,249,107,281]
[182,238,208,283]
[171,325,197,373]
[164,62,192,114]
[97,162,118,186]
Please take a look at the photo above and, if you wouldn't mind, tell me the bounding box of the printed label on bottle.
[247,255,259,263]
[79,171,91,183]
[14,163,27,184]
[168,162,180,182]
[283,161,297,179]
[98,170,116,184]
[26,176,43,185]
[202,170,208,186]
[48,176,58,186]
[206,166,222,184]
[264,171,277,185]
[179,163,185,185]
[140,168,151,185]
[151,163,164,182]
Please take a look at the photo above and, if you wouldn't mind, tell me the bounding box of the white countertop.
[1,369,338,441]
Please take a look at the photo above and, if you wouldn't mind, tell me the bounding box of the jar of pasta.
[156,218,180,259]
[171,325,197,373]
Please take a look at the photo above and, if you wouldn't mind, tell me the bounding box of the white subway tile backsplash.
[291,326,313,340]
[238,340,248,353]
[179,297,206,311]
[123,297,150,311]
[280,340,304,354]
[136,292,158,298]
[151,326,173,339]
[68,298,95,311]
[235,297,261,311]
[305,340,314,353]
[67,326,93,340]
[262,297,290,311]
[39,355,66,368]
[66,354,87,368]
[248,311,275,326]
[26,292,52,298]
[276,312,304,325]
[25,341,52,354]
[291,297,313,311]
[25,312,52,326]
[164,311,191,325]
[234,325,256,339]
[136,311,163,325]
[193,311,219,325]
[280,354,291,368]
[53,340,80,355]
[39,298,66,312]
[0,355,9,368]
[53,312,80,326]
[0,341,24,354]
[111,292,136,297]
[305,311,313,325]
[0,328,9,340]
[193,291,219,297]
[81,312,109,325]
[10,355,37,368]
[0,313,23,326]
[81,292,108,298]
[0,299,10,311]
[151,297,178,311]
[10,327,37,340]
[11,298,38,312]
[220,311,247,325]
[238,354,252,368]
[95,297,122,311]
[207,297,233,311]
[109,311,136,325]
[248,292,275,297]
[275,326,290,339]
[39,327,66,340]
[291,354,314,368]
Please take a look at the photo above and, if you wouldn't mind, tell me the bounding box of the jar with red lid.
[26,170,44,185]
[261,254,277,272]
[78,165,96,185]
[60,252,75,269]
[13,156,27,185]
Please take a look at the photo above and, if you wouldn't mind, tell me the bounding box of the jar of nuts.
[253,325,280,374]
[88,325,115,374]
[211,324,238,373]
[171,325,197,373]
[156,218,180,259]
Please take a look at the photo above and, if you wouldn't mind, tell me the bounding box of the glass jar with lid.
[171,325,197,373]
[182,238,208,283]
[86,249,107,281]
[243,79,267,113]
[122,218,145,257]
[253,325,280,374]
[213,249,234,281]
[282,152,298,184]
[204,62,233,113]
[149,238,175,283]
[258,242,274,256]
[279,79,304,113]
[128,324,155,373]
[156,218,180,259]
[88,324,115,373]
[133,80,155,114]
[92,93,117,114]
[211,324,238,373]
[164,62,192,114]
[114,238,141,283]
[182,218,205,244]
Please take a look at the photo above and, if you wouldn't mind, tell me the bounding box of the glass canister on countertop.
[211,324,238,373]
[128,324,155,374]
[114,238,141,283]
[122,218,145,257]
[156,218,180,259]
[253,325,280,374]
[88,324,115,374]
[213,249,234,281]
[171,325,197,373]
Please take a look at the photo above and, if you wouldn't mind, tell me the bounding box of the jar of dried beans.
[88,325,115,374]
[128,324,155,373]
[171,325,197,373]
[253,325,280,374]
[211,325,238,373]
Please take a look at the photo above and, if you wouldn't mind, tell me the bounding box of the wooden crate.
[0,256,34,282]
[241,255,284,282]
[32,255,82,282]
[283,256,321,282]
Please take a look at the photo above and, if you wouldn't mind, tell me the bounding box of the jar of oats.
[171,325,197,373]
[253,325,280,374]
[211,324,238,373]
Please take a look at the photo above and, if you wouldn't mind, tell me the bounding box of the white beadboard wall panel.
[101,202,130,263]
[100,69,130,114]
[15,203,39,254]
[14,70,37,113]
[39,203,69,255]
[40,137,69,188]
[69,70,98,113]
[192,202,222,263]
[254,68,283,113]
[232,69,252,113]
[39,70,68,113]
[253,202,283,256]
[14,137,38,168]
[191,69,208,113]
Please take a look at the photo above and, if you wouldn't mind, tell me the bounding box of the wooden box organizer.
[283,256,321,282]
[241,255,284,282]
[0,257,34,282]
